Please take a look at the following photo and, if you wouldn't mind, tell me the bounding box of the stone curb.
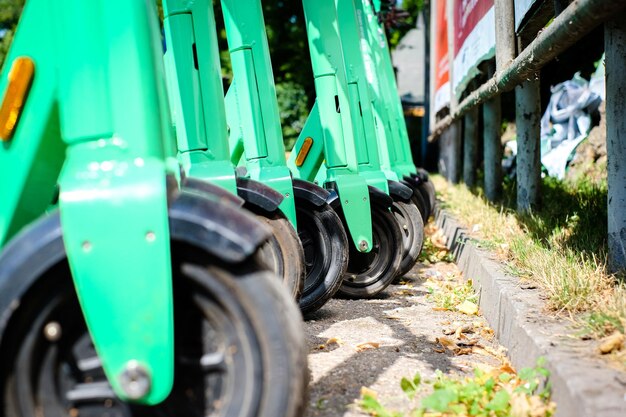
[435,207,626,417]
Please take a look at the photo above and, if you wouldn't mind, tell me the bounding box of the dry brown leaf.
[499,363,516,374]
[436,336,456,348]
[457,339,479,347]
[528,395,556,417]
[433,347,446,353]
[510,392,532,417]
[481,327,495,339]
[457,300,479,315]
[599,331,625,354]
[356,342,380,352]
[453,324,474,339]
[394,289,414,296]
[360,386,378,399]
[326,337,344,346]
[432,307,449,311]
[454,347,473,355]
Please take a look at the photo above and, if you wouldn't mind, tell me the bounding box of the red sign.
[454,0,493,54]
[435,0,449,91]
[434,0,450,111]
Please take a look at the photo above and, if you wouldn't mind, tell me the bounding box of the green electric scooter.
[0,0,307,415]
[330,0,425,278]
[221,0,350,314]
[361,0,436,218]
[285,0,405,299]
[161,0,306,300]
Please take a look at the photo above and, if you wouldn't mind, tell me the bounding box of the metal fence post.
[515,77,541,212]
[494,0,515,72]
[450,120,462,184]
[483,94,503,201]
[463,106,479,187]
[605,11,626,272]
[438,121,462,184]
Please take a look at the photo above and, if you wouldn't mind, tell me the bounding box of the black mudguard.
[182,177,244,207]
[0,192,271,345]
[292,179,329,208]
[169,190,272,262]
[368,185,394,208]
[416,168,430,181]
[236,177,284,214]
[403,174,423,188]
[387,180,413,202]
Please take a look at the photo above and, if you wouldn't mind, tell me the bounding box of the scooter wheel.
[255,212,306,301]
[404,178,432,220]
[403,180,428,224]
[422,180,436,213]
[337,201,403,299]
[392,198,424,278]
[415,169,436,212]
[0,222,308,417]
[296,201,349,314]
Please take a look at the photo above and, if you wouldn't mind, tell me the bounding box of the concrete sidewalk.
[436,207,626,417]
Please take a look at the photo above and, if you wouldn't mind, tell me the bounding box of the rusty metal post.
[494,0,515,72]
[463,106,479,187]
[450,120,462,183]
[515,77,541,212]
[605,11,626,272]
[438,121,462,184]
[483,94,503,201]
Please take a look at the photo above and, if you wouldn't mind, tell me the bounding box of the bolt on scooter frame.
[0,0,176,404]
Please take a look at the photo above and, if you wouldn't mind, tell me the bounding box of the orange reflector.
[295,137,314,167]
[0,57,35,142]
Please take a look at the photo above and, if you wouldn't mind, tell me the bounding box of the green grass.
[432,175,626,358]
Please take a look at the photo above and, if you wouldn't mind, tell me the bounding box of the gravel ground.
[303,259,507,416]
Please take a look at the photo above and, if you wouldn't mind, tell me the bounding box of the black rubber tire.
[415,183,433,219]
[415,169,436,212]
[0,219,308,417]
[422,180,436,213]
[392,198,425,278]
[404,181,428,224]
[337,200,403,299]
[296,201,349,315]
[254,212,306,301]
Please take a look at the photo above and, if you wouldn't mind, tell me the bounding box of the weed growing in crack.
[359,359,556,417]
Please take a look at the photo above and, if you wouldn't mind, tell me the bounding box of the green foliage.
[400,373,421,400]
[387,0,425,49]
[276,80,309,150]
[427,279,478,311]
[359,359,555,417]
[212,1,314,146]
[0,0,25,69]
[360,393,403,417]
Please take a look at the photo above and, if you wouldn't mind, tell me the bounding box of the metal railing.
[427,0,626,271]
